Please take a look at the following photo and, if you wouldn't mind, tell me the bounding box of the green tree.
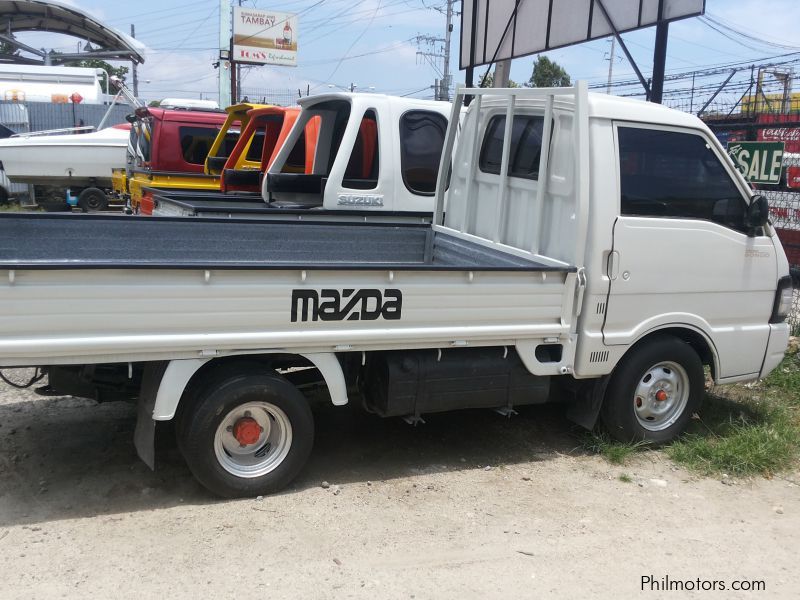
[527,56,571,88]
[479,71,520,88]
[65,59,129,93]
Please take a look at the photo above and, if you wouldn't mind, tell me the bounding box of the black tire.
[601,335,703,444]
[177,371,314,498]
[77,187,109,212]
[0,187,9,206]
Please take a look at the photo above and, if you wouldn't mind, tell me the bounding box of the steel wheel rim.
[213,401,293,478]
[85,193,103,210]
[632,361,690,431]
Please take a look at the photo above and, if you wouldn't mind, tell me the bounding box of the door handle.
[607,251,620,280]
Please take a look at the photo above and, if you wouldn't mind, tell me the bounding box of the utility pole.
[492,60,511,88]
[130,24,139,98]
[441,0,453,101]
[415,0,459,101]
[236,0,243,102]
[219,0,232,108]
[605,36,616,95]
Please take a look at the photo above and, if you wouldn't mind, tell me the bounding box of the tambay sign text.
[233,7,297,67]
[727,141,785,186]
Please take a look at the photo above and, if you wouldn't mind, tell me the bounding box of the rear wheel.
[601,336,703,444]
[78,187,108,212]
[177,372,314,498]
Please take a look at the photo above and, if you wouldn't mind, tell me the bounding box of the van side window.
[343,109,379,190]
[618,127,747,232]
[399,110,448,195]
[179,126,218,165]
[479,115,544,180]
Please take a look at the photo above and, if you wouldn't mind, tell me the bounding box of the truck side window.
[245,131,266,162]
[343,110,379,190]
[137,121,152,165]
[179,126,218,165]
[399,110,448,195]
[618,127,748,232]
[479,114,544,180]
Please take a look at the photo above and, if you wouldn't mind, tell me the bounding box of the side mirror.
[746,195,769,236]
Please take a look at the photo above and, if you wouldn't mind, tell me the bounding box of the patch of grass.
[761,352,800,405]
[618,473,632,483]
[580,431,650,465]
[667,355,800,476]
[0,203,40,213]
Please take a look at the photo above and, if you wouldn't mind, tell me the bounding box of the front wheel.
[177,372,314,498]
[601,336,704,444]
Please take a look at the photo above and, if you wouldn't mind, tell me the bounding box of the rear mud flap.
[133,362,169,470]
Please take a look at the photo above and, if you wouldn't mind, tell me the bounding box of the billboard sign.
[232,7,298,67]
[727,141,785,186]
[460,0,705,69]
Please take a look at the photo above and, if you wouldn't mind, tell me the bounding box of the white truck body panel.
[0,266,576,377]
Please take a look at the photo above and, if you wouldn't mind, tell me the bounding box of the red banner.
[757,114,800,153]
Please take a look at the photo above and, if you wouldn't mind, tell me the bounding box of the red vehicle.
[125,106,231,214]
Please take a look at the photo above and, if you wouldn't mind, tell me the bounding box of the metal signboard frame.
[460,0,705,70]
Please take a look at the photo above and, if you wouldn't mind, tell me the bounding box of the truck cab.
[126,105,230,213]
[219,106,319,194]
[265,94,451,212]
[204,102,269,177]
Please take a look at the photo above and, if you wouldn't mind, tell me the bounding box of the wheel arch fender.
[151,352,349,421]
[568,325,718,432]
[627,324,719,380]
[135,352,347,472]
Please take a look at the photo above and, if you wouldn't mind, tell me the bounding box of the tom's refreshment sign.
[233,7,297,67]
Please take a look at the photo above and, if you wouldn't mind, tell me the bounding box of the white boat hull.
[0,127,128,188]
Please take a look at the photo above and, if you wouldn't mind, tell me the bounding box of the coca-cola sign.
[757,115,800,153]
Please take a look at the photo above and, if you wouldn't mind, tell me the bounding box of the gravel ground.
[0,373,798,599]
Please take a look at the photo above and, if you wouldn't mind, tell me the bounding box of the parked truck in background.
[151,93,451,220]
[115,103,230,214]
[0,83,791,498]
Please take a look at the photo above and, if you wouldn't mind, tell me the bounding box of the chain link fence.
[235,88,299,107]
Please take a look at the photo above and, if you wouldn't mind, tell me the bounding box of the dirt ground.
[0,374,797,599]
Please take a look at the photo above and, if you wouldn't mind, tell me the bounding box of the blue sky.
[15,0,800,107]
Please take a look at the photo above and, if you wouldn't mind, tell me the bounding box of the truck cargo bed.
[149,188,431,222]
[0,213,571,272]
